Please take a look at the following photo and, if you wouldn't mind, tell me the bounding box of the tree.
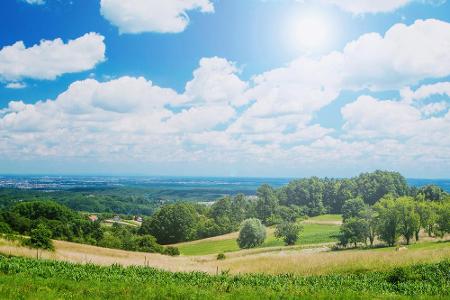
[342,197,366,221]
[374,197,400,246]
[256,185,279,224]
[395,197,420,245]
[355,171,409,205]
[274,222,303,245]
[435,201,450,237]
[279,178,325,216]
[338,218,369,247]
[417,185,447,202]
[28,224,54,251]
[415,201,437,239]
[361,206,377,246]
[237,218,266,249]
[139,203,198,244]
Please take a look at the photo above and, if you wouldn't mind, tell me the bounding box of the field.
[1,234,449,276]
[0,255,448,299]
[176,215,342,256]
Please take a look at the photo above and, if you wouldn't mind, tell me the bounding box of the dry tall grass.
[1,237,449,276]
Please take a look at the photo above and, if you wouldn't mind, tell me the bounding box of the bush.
[217,253,226,260]
[164,246,180,256]
[0,222,12,234]
[136,235,164,253]
[26,224,54,251]
[237,218,266,249]
[274,222,303,246]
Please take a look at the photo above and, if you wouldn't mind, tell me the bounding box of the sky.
[0,0,450,178]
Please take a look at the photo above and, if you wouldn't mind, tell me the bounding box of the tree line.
[338,195,449,248]
[140,171,449,245]
[0,201,179,255]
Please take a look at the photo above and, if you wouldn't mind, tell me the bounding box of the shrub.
[164,246,180,256]
[217,253,226,260]
[237,218,266,249]
[26,224,54,251]
[0,222,12,234]
[274,222,303,246]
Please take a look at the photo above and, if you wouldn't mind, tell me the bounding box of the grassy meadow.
[176,215,342,256]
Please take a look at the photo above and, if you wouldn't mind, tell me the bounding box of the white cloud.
[100,0,214,34]
[323,0,411,14]
[341,93,450,143]
[5,82,26,89]
[341,19,450,90]
[420,102,449,116]
[401,82,450,102]
[341,95,423,138]
[0,33,105,81]
[2,19,450,175]
[23,0,45,5]
[185,57,249,106]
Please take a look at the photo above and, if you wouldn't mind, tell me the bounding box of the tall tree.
[374,197,400,246]
[395,197,420,245]
[256,185,279,224]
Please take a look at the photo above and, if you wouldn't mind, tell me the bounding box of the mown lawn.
[178,223,340,256]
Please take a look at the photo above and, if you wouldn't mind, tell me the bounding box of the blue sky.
[0,0,450,178]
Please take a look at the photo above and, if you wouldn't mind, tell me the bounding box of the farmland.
[0,255,448,299]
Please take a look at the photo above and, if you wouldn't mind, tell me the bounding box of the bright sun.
[286,12,332,53]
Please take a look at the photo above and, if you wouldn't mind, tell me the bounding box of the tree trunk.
[406,237,410,245]
[415,230,419,241]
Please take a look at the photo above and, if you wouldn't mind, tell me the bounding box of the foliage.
[255,185,279,224]
[217,253,226,260]
[26,224,54,251]
[395,197,420,245]
[435,200,450,237]
[338,218,369,247]
[140,203,198,244]
[374,197,400,246]
[163,246,180,256]
[274,222,303,245]
[237,218,266,249]
[0,256,448,299]
[341,197,366,221]
[416,185,447,201]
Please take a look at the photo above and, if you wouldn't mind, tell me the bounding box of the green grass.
[307,214,342,222]
[178,239,240,256]
[0,255,448,299]
[263,223,340,247]
[178,223,340,256]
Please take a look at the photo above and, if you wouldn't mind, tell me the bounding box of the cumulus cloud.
[100,0,214,34]
[0,33,105,81]
[1,19,450,174]
[341,19,450,90]
[185,57,249,106]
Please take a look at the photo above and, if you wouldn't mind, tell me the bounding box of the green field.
[307,214,343,222]
[0,255,448,299]
[177,223,340,256]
